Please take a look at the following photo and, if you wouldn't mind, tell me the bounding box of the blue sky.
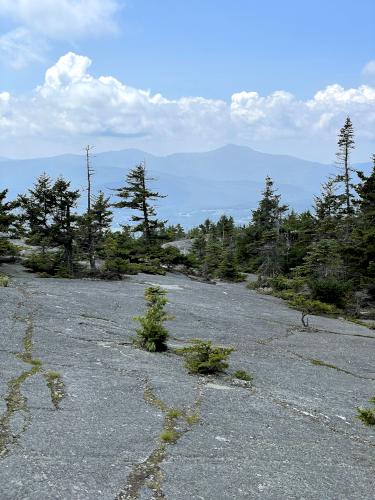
[0,0,374,161]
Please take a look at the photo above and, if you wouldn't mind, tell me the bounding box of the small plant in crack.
[357,396,375,426]
[167,408,183,419]
[233,369,253,382]
[160,429,178,443]
[134,286,174,352]
[178,339,235,375]
[44,371,65,409]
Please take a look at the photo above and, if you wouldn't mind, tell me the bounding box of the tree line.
[0,117,374,315]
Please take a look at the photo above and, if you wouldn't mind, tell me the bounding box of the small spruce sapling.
[179,339,234,374]
[134,286,172,352]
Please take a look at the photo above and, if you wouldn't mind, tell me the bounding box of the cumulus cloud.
[0,0,119,67]
[1,52,375,158]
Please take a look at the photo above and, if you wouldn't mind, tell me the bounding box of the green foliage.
[357,397,375,426]
[309,277,351,307]
[160,429,178,442]
[23,251,62,276]
[286,294,339,316]
[0,274,9,287]
[179,339,234,375]
[0,239,19,256]
[113,162,166,245]
[233,369,253,382]
[104,257,139,277]
[134,286,172,352]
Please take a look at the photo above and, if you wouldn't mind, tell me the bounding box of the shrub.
[357,396,375,426]
[233,369,253,382]
[0,239,19,256]
[105,257,138,277]
[134,286,172,352]
[286,294,339,316]
[0,274,9,287]
[309,277,351,307]
[179,339,234,375]
[23,251,60,275]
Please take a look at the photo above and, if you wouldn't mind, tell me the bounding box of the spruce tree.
[50,178,80,274]
[113,162,166,246]
[250,176,288,275]
[0,189,17,234]
[335,117,355,216]
[353,154,375,278]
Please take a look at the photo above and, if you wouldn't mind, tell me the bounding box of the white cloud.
[0,28,46,69]
[0,0,119,38]
[0,0,119,67]
[1,52,375,159]
[363,60,375,77]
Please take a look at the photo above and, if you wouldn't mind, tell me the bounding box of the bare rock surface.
[0,263,374,499]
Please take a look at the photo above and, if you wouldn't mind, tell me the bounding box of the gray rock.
[0,263,374,499]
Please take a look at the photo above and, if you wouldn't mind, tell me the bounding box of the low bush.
[23,251,61,275]
[357,396,375,426]
[104,257,139,277]
[179,339,234,375]
[0,274,9,287]
[134,286,172,352]
[287,294,339,316]
[309,277,351,307]
[0,239,19,256]
[233,369,253,382]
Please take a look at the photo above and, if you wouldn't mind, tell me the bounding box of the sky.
[0,0,374,162]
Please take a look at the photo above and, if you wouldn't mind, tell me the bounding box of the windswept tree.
[113,162,166,246]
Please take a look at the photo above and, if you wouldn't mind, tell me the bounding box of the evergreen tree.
[113,162,166,245]
[353,154,375,278]
[19,175,80,274]
[0,189,17,233]
[335,116,355,216]
[217,249,242,281]
[249,176,288,275]
[50,177,80,274]
[314,177,341,237]
[77,191,113,264]
[18,174,55,249]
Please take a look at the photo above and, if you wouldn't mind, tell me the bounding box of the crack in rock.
[0,292,66,458]
[115,379,204,500]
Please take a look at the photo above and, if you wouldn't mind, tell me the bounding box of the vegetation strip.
[115,379,203,500]
[0,300,66,458]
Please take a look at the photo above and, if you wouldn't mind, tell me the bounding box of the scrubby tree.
[113,162,166,246]
[134,286,172,352]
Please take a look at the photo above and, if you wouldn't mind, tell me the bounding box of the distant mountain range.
[0,145,370,227]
